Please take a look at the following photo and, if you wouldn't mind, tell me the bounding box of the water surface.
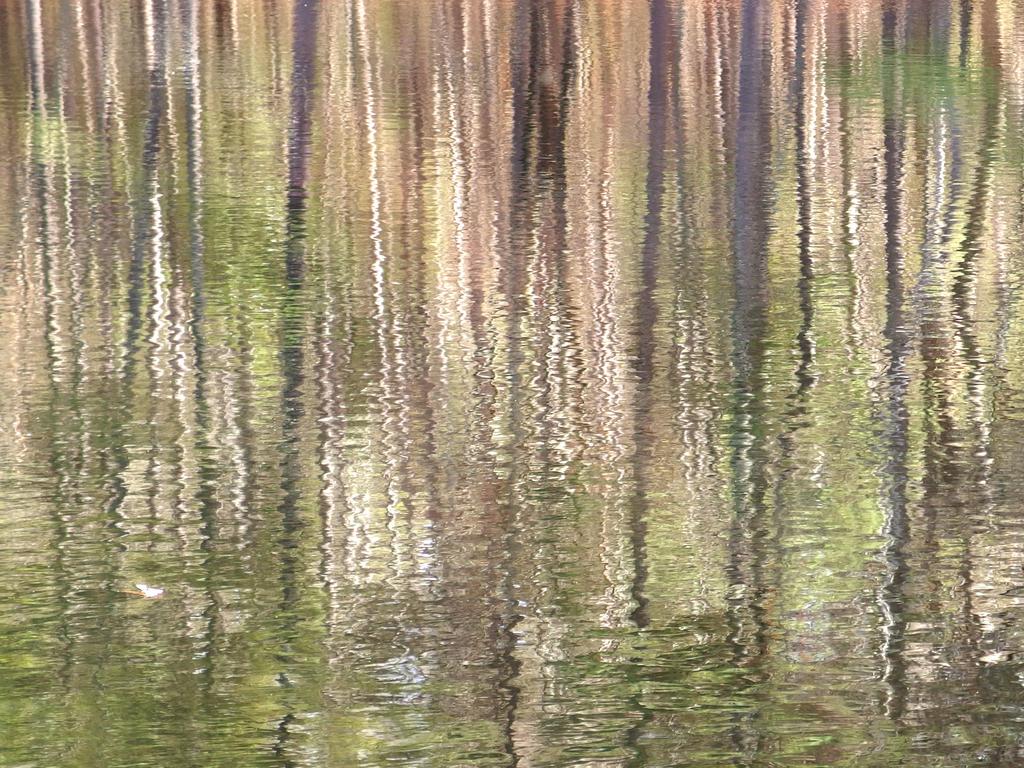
[3,1,1024,765]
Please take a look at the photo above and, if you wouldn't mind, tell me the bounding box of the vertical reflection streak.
[104,0,168,571]
[878,0,910,720]
[355,0,406,585]
[727,0,773,754]
[632,0,674,634]
[496,1,537,761]
[25,0,77,697]
[182,0,221,691]
[274,0,320,760]
[950,15,1002,666]
[792,0,816,401]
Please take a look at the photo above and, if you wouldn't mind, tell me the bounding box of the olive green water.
[4,1,1024,766]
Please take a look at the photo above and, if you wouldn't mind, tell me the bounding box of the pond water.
[3,1,1024,766]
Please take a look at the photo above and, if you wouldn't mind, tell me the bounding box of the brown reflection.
[723,0,777,759]
[878,0,910,721]
[631,0,675,633]
[273,0,320,760]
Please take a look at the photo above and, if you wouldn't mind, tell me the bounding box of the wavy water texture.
[2,1,1024,766]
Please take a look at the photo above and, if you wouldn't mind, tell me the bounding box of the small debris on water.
[123,583,165,599]
[136,583,164,598]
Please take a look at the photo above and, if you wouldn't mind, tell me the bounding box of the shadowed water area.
[4,0,1024,765]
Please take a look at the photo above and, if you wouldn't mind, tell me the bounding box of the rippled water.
[4,1,1024,765]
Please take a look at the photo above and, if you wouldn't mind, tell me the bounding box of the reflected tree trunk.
[792,0,815,400]
[879,0,910,721]
[726,0,774,755]
[274,0,319,760]
[630,0,673,634]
